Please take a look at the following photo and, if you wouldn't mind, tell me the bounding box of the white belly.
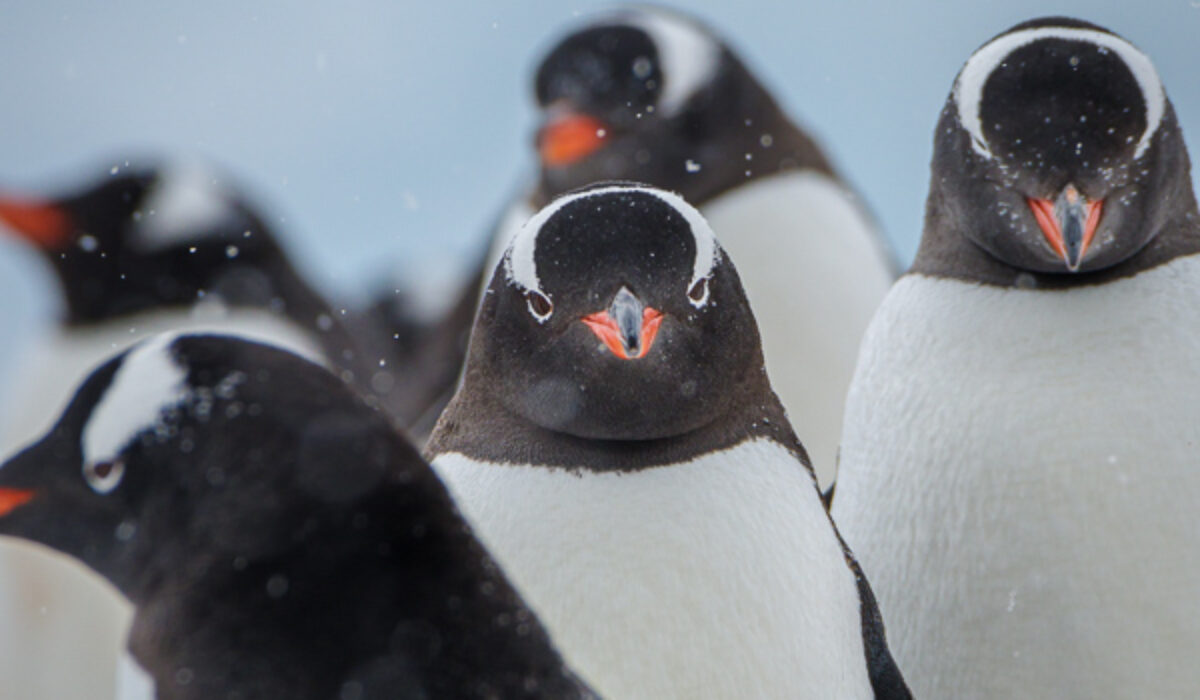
[434,439,873,700]
[0,307,323,700]
[832,256,1200,699]
[701,172,893,487]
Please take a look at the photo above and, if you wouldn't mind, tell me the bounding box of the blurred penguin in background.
[380,7,895,484]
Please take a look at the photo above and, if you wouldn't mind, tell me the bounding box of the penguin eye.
[687,278,710,307]
[525,290,554,322]
[83,458,126,494]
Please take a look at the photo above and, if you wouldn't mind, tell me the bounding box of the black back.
[0,161,429,434]
[13,167,329,327]
[0,335,595,700]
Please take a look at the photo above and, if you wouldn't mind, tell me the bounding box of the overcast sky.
[0,1,1196,376]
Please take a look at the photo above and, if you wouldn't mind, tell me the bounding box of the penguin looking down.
[831,17,1200,698]
[428,184,910,700]
[394,7,895,482]
[0,333,595,700]
[0,161,398,700]
[907,16,1197,284]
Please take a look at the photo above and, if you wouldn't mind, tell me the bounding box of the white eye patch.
[83,458,125,494]
[954,26,1164,161]
[614,8,720,117]
[82,333,190,470]
[130,163,243,253]
[504,184,720,308]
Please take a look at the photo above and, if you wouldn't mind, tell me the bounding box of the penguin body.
[0,162,375,700]
[428,184,909,700]
[835,259,1200,697]
[434,440,875,699]
[832,17,1200,697]
[0,333,595,700]
[403,8,894,479]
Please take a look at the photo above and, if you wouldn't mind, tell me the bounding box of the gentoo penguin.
[830,17,1200,698]
[0,333,596,700]
[0,162,392,700]
[427,184,910,700]
[398,7,895,479]
[0,162,383,446]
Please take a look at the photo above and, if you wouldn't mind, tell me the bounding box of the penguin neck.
[426,361,805,473]
[910,155,1200,289]
[125,446,588,698]
[530,57,836,211]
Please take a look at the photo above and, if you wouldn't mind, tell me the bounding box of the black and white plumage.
[0,161,400,700]
[831,18,1200,698]
[393,7,894,481]
[0,333,595,700]
[0,162,390,448]
[428,184,910,700]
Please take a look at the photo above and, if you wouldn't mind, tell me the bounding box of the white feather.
[832,255,1200,698]
[115,651,156,700]
[433,439,874,700]
[955,26,1164,160]
[132,163,242,252]
[81,333,188,466]
[504,184,719,301]
[619,8,720,117]
[701,171,893,487]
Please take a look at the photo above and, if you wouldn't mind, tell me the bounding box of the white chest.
[433,440,873,700]
[832,256,1200,698]
[701,172,893,487]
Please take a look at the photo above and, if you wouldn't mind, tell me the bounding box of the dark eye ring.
[525,290,553,321]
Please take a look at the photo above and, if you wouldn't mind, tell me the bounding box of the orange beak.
[1027,185,1103,271]
[0,488,35,517]
[538,112,609,168]
[581,286,663,360]
[0,196,72,250]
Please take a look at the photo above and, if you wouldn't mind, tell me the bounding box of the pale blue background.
[1,1,1197,377]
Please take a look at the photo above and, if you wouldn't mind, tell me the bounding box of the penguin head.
[938,17,1188,274]
[0,162,289,324]
[475,183,762,441]
[0,333,391,601]
[533,8,769,201]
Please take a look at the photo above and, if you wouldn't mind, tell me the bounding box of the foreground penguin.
[0,162,396,699]
[403,7,894,481]
[0,333,595,700]
[831,18,1200,698]
[427,184,909,700]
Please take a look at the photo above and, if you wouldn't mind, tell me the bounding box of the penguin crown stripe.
[609,8,720,117]
[503,184,720,302]
[82,332,189,465]
[133,163,238,253]
[954,26,1164,161]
